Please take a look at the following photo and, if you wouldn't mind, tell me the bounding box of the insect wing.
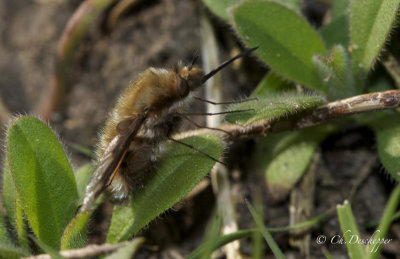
[80,114,147,213]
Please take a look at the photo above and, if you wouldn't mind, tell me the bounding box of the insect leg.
[168,137,226,166]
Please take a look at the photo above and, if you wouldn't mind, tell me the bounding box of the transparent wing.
[80,113,147,213]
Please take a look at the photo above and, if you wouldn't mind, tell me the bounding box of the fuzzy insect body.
[97,66,205,200]
[80,47,257,212]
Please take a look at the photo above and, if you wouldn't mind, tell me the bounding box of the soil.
[0,0,399,258]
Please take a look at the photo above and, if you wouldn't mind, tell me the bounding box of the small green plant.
[1,0,400,258]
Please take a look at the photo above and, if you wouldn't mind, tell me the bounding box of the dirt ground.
[1,0,399,258]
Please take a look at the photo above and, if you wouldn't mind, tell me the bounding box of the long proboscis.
[201,46,258,84]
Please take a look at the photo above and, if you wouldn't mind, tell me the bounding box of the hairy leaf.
[313,45,358,100]
[225,93,325,124]
[232,0,327,92]
[252,71,295,97]
[320,15,349,49]
[60,212,90,250]
[6,116,78,249]
[1,160,28,249]
[331,0,350,21]
[202,0,300,22]
[350,0,400,78]
[2,160,16,231]
[373,114,400,181]
[256,125,334,201]
[319,0,350,51]
[107,134,224,243]
[202,0,240,22]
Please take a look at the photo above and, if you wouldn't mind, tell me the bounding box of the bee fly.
[80,47,258,213]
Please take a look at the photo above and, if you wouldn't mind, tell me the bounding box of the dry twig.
[219,89,400,140]
[23,241,137,259]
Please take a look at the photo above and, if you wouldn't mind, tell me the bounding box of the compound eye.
[177,76,190,98]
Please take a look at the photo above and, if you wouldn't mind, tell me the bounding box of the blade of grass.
[188,229,255,259]
[188,208,334,258]
[245,199,285,259]
[366,184,400,258]
[200,212,222,259]
[336,200,366,258]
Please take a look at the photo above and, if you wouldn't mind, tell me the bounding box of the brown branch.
[297,90,400,127]
[23,239,144,259]
[218,89,400,140]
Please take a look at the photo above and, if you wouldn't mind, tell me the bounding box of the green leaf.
[331,0,350,21]
[319,15,349,49]
[105,238,145,259]
[202,0,300,22]
[0,209,8,243]
[6,116,79,249]
[313,45,358,100]
[337,201,366,258]
[1,161,28,249]
[202,0,241,22]
[107,134,225,243]
[277,0,301,14]
[0,241,30,259]
[372,113,400,181]
[225,92,325,124]
[2,159,16,230]
[319,0,350,49]
[256,125,334,201]
[350,0,400,78]
[252,71,295,97]
[74,164,94,200]
[232,0,327,92]
[14,195,28,250]
[60,212,90,250]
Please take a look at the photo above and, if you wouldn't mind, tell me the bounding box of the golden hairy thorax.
[97,65,204,200]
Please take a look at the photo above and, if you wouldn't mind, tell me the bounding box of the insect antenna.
[177,108,255,116]
[188,50,200,71]
[180,115,233,137]
[168,137,226,166]
[194,96,258,105]
[201,46,258,84]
